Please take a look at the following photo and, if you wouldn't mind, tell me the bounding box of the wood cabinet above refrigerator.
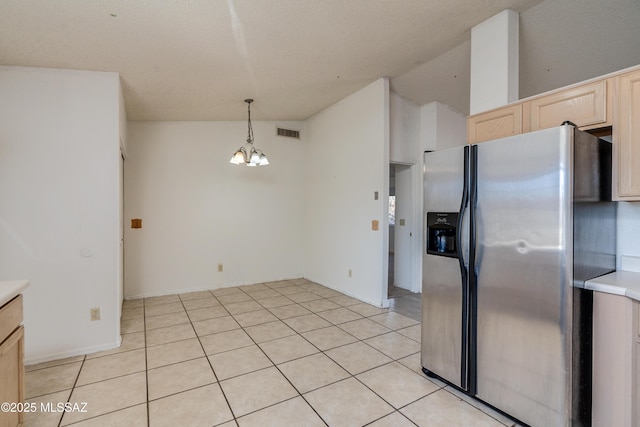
[467,64,640,201]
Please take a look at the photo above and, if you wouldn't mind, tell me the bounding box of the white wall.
[117,81,127,322]
[390,91,420,164]
[420,102,467,152]
[124,121,306,298]
[0,66,122,363]
[304,78,390,306]
[520,0,640,100]
[618,202,640,269]
[470,9,519,114]
[119,88,128,153]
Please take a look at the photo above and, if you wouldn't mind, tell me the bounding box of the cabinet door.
[617,70,640,199]
[636,341,640,427]
[0,326,24,427]
[0,296,22,344]
[592,293,634,427]
[635,302,640,427]
[467,104,522,144]
[529,80,610,131]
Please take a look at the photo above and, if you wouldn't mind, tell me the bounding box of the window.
[389,196,395,225]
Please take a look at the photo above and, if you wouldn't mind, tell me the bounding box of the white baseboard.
[26,336,122,366]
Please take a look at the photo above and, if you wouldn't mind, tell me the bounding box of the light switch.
[372,220,379,231]
[374,191,379,200]
[399,219,405,226]
[131,218,142,229]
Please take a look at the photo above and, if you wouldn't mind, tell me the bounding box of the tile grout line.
[315,340,408,420]
[323,315,436,420]
[354,363,442,427]
[56,354,86,427]
[139,296,234,405]
[60,302,146,425]
[226,282,331,426]
[251,287,435,426]
[338,305,511,426]
[142,298,150,427]
[303,308,441,426]
[186,289,240,425]
[242,281,415,423]
[283,297,412,425]
[200,283,405,422]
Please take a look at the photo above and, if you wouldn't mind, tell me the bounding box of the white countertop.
[585,271,640,302]
[0,280,30,307]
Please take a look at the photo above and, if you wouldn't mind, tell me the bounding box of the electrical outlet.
[90,307,101,321]
[348,269,352,278]
[218,264,223,272]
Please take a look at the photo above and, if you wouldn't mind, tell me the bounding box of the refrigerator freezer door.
[474,126,573,426]
[422,146,469,390]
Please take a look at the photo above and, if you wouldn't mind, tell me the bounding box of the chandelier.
[229,99,269,166]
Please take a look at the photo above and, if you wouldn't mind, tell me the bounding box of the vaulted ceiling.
[2,0,639,121]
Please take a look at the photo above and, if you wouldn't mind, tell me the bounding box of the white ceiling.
[1,0,639,121]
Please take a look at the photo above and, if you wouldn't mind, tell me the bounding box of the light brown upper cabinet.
[616,69,640,199]
[467,65,640,200]
[529,79,612,131]
[467,104,522,144]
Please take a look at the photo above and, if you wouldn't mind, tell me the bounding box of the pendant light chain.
[246,99,254,145]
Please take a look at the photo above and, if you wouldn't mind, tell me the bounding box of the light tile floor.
[24,279,521,426]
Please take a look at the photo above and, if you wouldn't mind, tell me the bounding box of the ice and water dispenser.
[426,212,458,257]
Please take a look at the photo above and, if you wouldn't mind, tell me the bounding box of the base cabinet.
[592,292,638,427]
[0,296,25,427]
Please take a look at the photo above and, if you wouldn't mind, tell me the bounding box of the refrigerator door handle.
[456,145,470,390]
[456,145,470,278]
[456,146,469,283]
[469,145,478,275]
[468,144,478,395]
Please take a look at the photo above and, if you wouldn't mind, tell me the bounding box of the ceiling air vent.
[276,127,300,139]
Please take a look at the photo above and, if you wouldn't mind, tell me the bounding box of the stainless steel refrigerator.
[421,124,616,427]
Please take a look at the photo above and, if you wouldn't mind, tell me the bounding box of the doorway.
[388,163,415,299]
